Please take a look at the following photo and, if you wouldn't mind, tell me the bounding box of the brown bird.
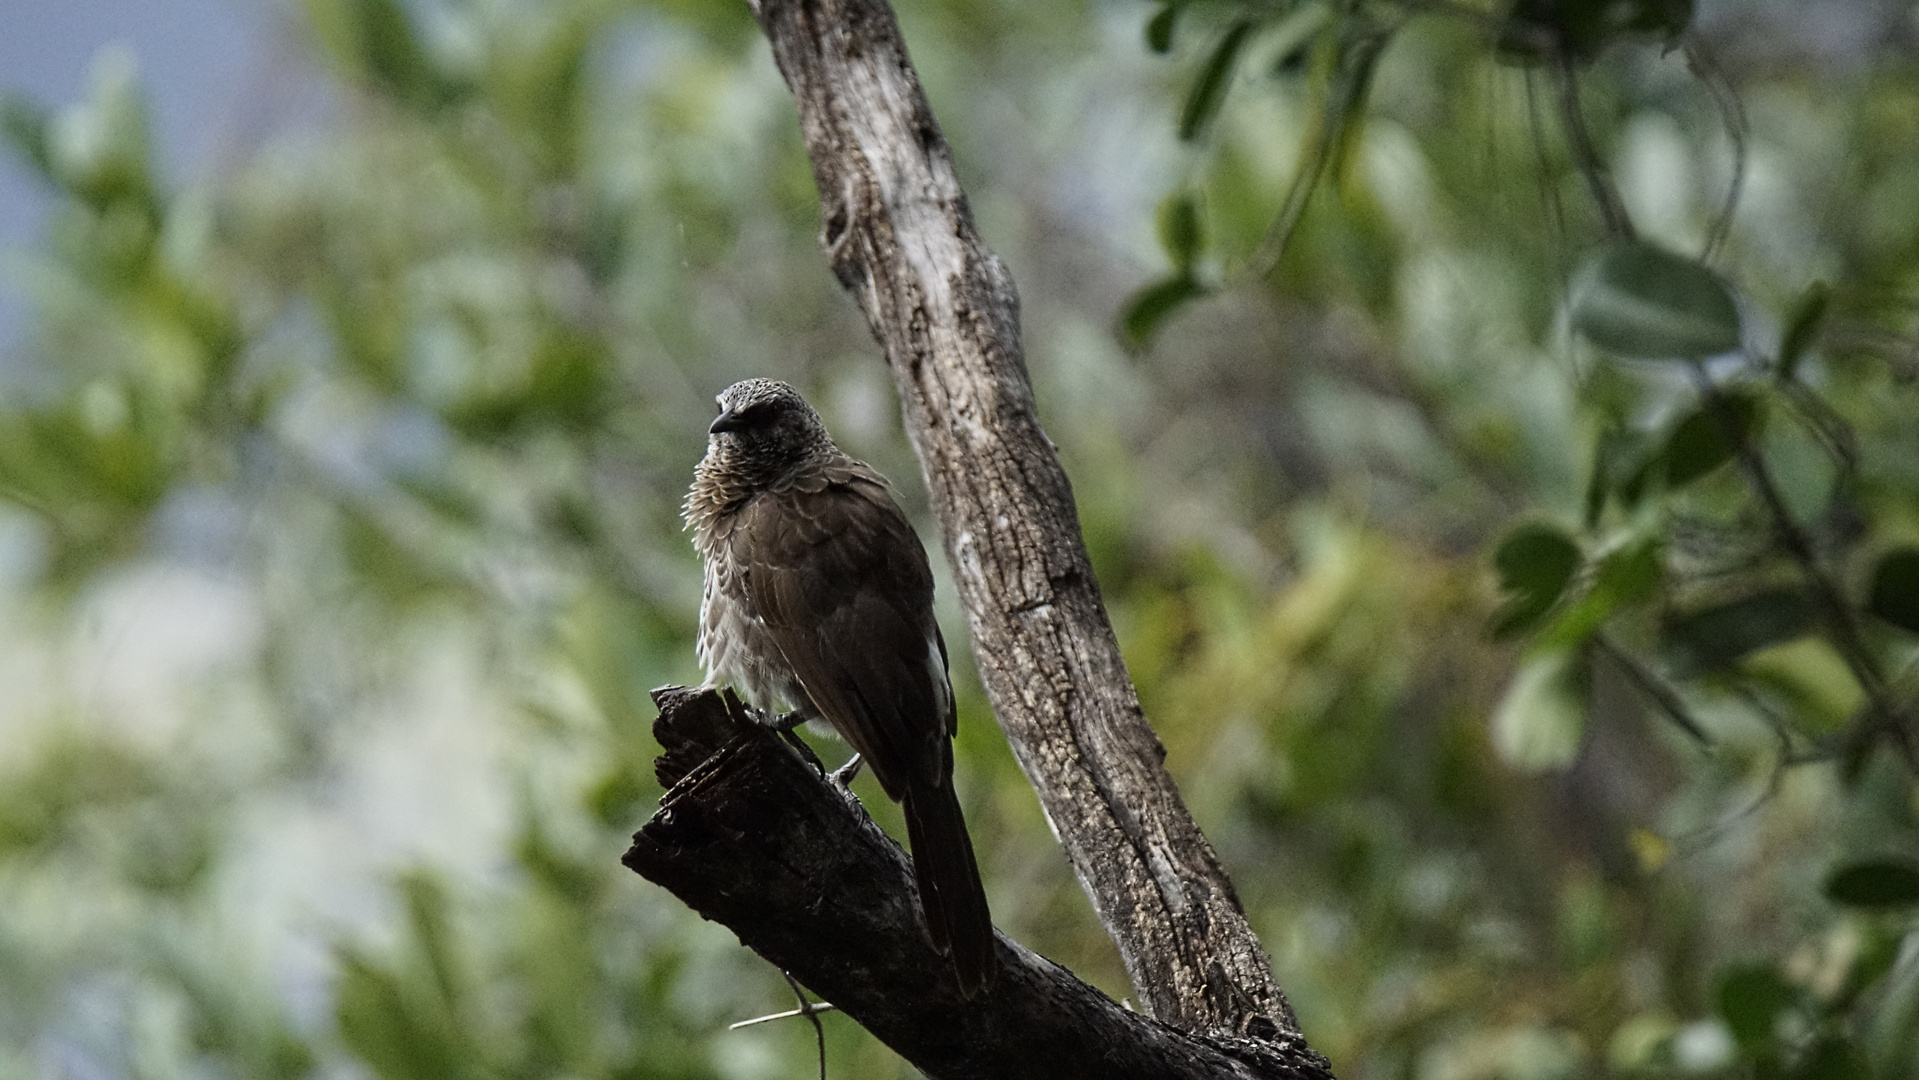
[683,378,996,997]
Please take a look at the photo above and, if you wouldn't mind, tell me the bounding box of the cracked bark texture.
[743,0,1306,1043]
[624,687,1334,1080]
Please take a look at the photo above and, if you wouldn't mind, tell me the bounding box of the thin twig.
[729,973,835,1080]
[786,970,829,1080]
[1666,720,1792,856]
[1525,68,1572,303]
[1593,632,1711,747]
[1728,679,1807,757]
[1246,110,1338,281]
[1245,13,1397,280]
[729,998,840,1029]
[1683,362,1915,773]
[1775,379,1859,483]
[1664,680,1840,856]
[1550,48,1634,240]
[1686,36,1747,263]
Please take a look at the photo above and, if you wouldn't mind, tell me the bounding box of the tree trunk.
[627,0,1334,1071]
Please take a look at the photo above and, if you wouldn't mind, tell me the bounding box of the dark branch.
[624,687,1336,1080]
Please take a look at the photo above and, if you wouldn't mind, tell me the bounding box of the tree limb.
[731,0,1309,1044]
[624,686,1334,1080]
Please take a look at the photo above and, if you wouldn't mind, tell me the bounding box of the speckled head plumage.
[685,379,842,535]
[711,379,836,462]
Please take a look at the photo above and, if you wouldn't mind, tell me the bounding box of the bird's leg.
[830,753,864,788]
[771,711,829,778]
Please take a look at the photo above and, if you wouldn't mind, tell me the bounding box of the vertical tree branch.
[743,0,1305,1042]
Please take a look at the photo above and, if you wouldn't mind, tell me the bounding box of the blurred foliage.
[0,0,1917,1079]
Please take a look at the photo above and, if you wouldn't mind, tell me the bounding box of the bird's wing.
[729,460,954,802]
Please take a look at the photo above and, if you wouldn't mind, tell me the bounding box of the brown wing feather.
[726,461,950,802]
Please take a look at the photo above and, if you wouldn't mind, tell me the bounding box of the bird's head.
[706,379,836,473]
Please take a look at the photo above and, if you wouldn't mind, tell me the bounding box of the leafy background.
[1,0,1917,1078]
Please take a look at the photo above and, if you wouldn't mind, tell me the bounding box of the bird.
[682,377,997,997]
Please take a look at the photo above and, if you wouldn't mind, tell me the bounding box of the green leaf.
[1662,391,1759,489]
[333,949,469,1080]
[1156,194,1204,272]
[358,0,448,109]
[1584,427,1659,525]
[1716,963,1797,1051]
[1596,540,1666,604]
[48,48,156,213]
[0,93,55,182]
[1249,3,1332,78]
[1625,0,1694,37]
[1572,241,1742,359]
[1793,1036,1869,1080]
[401,872,465,1013]
[1866,948,1919,1080]
[1498,0,1693,64]
[1867,548,1919,633]
[488,16,591,176]
[1145,3,1180,53]
[154,942,318,1080]
[1825,858,1919,909]
[1491,650,1587,771]
[1538,536,1663,649]
[1490,523,1582,639]
[305,0,459,112]
[446,326,610,438]
[516,889,602,1068]
[1662,588,1814,675]
[1831,924,1904,1009]
[1179,20,1253,141]
[586,765,652,827]
[1777,281,1830,381]
[1119,274,1207,352]
[339,506,453,603]
[517,813,603,904]
[1583,432,1617,527]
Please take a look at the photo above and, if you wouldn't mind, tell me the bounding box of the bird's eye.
[710,399,777,436]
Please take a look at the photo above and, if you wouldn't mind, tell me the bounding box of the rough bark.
[741,0,1303,1041]
[624,686,1334,1080]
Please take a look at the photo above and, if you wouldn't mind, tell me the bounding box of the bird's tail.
[903,782,997,997]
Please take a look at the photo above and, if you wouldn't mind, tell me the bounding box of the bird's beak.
[709,408,745,435]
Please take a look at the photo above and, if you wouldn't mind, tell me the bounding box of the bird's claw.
[830,753,864,789]
[775,722,829,778]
